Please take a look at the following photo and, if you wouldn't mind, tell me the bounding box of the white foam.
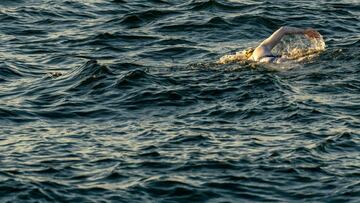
[272,34,326,59]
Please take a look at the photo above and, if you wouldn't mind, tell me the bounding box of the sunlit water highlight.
[0,0,359,202]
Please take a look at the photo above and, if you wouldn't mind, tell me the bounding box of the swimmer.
[218,26,321,64]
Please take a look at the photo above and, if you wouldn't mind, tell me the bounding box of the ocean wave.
[118,9,180,28]
[0,62,23,81]
[1,0,360,202]
[187,0,253,12]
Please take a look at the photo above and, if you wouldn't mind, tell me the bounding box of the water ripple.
[0,0,359,202]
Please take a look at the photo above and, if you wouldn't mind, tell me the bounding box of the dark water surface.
[1,0,360,202]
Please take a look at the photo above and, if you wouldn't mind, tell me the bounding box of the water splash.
[273,34,326,59]
[217,50,247,64]
[218,33,326,64]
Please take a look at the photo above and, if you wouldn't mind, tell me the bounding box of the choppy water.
[0,0,359,202]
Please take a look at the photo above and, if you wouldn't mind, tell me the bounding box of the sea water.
[0,0,359,202]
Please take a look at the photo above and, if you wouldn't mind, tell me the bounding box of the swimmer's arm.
[259,26,306,50]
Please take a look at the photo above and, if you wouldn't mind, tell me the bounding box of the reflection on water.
[0,0,359,202]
